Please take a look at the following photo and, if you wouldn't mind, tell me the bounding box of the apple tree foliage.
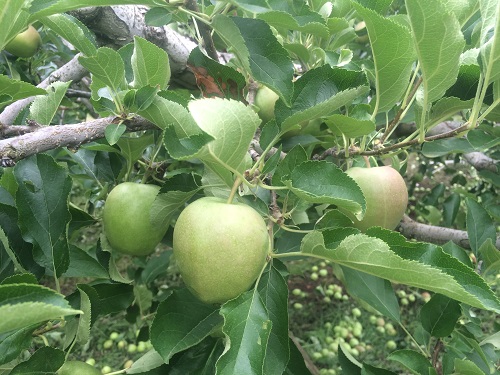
[0,0,499,374]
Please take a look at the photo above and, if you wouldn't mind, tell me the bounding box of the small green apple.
[58,361,101,375]
[173,197,269,304]
[345,166,408,231]
[254,85,279,123]
[103,182,168,256]
[4,26,41,58]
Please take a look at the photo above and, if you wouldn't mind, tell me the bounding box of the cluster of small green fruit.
[83,332,152,374]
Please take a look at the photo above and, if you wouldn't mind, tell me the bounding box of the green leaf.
[258,11,329,39]
[145,7,172,27]
[29,0,160,19]
[284,337,312,374]
[79,47,126,95]
[0,284,82,334]
[0,324,37,366]
[216,290,272,375]
[104,123,126,146]
[74,286,91,346]
[14,154,72,276]
[131,36,170,90]
[353,3,415,113]
[150,189,200,230]
[212,15,294,105]
[188,47,247,101]
[272,145,308,186]
[274,65,369,131]
[163,126,214,161]
[40,13,97,56]
[300,231,500,312]
[1,273,37,285]
[10,346,65,375]
[284,160,366,220]
[141,251,171,285]
[420,294,461,337]
[478,239,500,276]
[327,17,357,50]
[117,133,155,168]
[338,343,362,374]
[479,0,500,84]
[406,0,465,104]
[362,364,397,375]
[0,76,46,107]
[134,284,153,316]
[426,97,476,128]
[28,81,71,125]
[443,193,461,226]
[466,198,496,254]
[150,288,222,363]
[355,0,393,14]
[189,98,261,174]
[91,282,134,316]
[341,266,400,322]
[366,228,500,313]
[421,138,475,157]
[258,264,289,375]
[453,358,487,375]
[325,114,376,137]
[138,95,199,134]
[388,349,433,375]
[127,349,164,374]
[63,246,108,278]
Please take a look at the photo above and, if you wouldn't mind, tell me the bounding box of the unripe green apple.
[254,86,279,123]
[58,361,101,375]
[4,26,42,58]
[173,197,269,304]
[345,166,408,231]
[103,183,168,256]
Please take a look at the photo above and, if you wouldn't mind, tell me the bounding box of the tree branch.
[0,116,157,165]
[398,215,500,250]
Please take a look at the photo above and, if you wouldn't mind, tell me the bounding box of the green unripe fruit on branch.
[103,183,168,256]
[4,26,42,58]
[58,361,101,375]
[173,197,269,304]
[345,166,408,231]
[254,85,279,123]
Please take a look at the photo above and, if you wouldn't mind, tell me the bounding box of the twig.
[184,0,218,61]
[431,339,443,375]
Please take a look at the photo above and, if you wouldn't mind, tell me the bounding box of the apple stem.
[227,176,242,204]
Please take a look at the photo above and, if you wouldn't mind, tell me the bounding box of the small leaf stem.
[399,322,430,358]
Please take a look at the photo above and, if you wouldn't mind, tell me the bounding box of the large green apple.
[103,182,167,256]
[346,166,408,231]
[4,26,42,58]
[58,361,101,375]
[254,85,279,124]
[173,197,270,304]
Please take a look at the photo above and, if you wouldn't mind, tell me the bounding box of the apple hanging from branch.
[102,183,168,256]
[345,166,408,231]
[4,25,42,58]
[173,197,270,304]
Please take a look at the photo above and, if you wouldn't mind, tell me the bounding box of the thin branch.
[399,215,500,250]
[0,116,157,164]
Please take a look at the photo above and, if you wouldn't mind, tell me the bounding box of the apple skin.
[254,86,279,124]
[103,182,167,256]
[346,166,408,232]
[58,361,101,375]
[173,197,269,304]
[4,26,42,58]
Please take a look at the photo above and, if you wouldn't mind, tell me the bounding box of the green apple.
[346,166,408,231]
[103,182,168,256]
[4,26,41,58]
[254,85,279,124]
[173,197,269,304]
[58,361,101,375]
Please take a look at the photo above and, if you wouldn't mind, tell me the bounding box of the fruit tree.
[0,1,499,374]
